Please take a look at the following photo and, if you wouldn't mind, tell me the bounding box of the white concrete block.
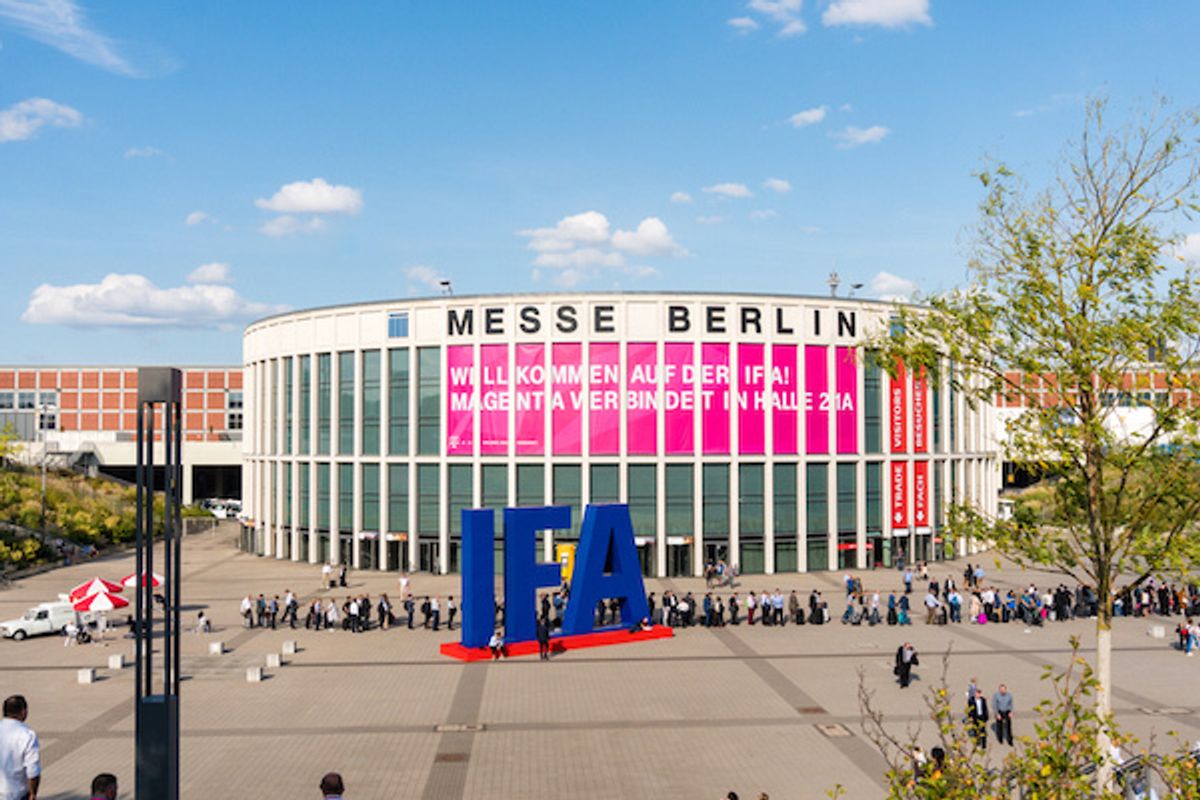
[266,652,282,668]
[282,640,298,655]
[77,668,96,684]
[107,654,125,670]
[208,641,225,655]
[1150,625,1166,639]
[246,666,263,683]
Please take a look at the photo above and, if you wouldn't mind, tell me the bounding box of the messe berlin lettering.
[446,342,861,455]
[446,304,858,338]
[459,504,650,649]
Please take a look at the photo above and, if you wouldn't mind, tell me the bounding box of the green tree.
[881,99,1200,790]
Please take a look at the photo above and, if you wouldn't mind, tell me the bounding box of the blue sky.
[1,1,1197,364]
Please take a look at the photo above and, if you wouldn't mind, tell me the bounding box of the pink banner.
[805,346,828,454]
[772,344,798,455]
[552,343,582,455]
[738,343,765,454]
[912,367,928,454]
[835,346,858,454]
[891,461,908,530]
[664,342,694,455]
[890,360,908,453]
[446,345,474,456]
[626,342,657,455]
[515,344,545,455]
[701,343,730,454]
[479,344,508,455]
[913,460,929,528]
[589,342,619,455]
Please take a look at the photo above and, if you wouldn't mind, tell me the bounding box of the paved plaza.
[2,532,1198,799]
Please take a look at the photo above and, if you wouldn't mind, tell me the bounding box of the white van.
[0,602,97,640]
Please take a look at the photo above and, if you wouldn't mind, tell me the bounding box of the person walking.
[993,684,1014,746]
[967,688,990,749]
[319,771,345,799]
[404,594,415,629]
[894,643,918,688]
[430,596,441,631]
[1,695,40,800]
[89,772,118,800]
[447,596,457,630]
[536,616,551,661]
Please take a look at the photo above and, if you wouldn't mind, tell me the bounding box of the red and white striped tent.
[121,572,165,589]
[68,577,124,602]
[72,591,129,612]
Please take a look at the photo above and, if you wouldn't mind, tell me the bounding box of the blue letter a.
[562,504,650,636]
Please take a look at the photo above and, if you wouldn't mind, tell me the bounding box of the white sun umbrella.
[68,577,124,602]
[121,572,165,589]
[72,591,130,612]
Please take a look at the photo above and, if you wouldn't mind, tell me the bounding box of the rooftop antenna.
[439,279,453,296]
[827,270,841,297]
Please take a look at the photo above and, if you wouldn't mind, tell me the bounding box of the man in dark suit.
[967,688,990,749]
[536,617,551,661]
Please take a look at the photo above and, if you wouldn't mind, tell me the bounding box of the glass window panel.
[417,347,440,455]
[338,463,354,532]
[836,463,857,534]
[361,350,380,455]
[284,357,293,454]
[805,463,828,535]
[299,356,311,454]
[589,464,619,503]
[338,352,355,455]
[627,464,656,539]
[738,464,764,536]
[448,464,472,537]
[773,463,797,535]
[702,464,729,537]
[665,464,693,536]
[866,462,883,532]
[388,348,409,455]
[516,464,544,506]
[361,464,380,531]
[864,350,882,454]
[417,464,439,535]
[316,354,331,455]
[298,464,310,528]
[388,464,408,534]
[482,465,507,510]
[552,464,582,537]
[316,463,330,530]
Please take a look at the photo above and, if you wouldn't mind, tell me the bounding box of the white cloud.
[518,210,684,286]
[185,210,211,226]
[727,16,759,32]
[750,209,779,220]
[763,177,791,194]
[822,0,931,28]
[747,0,806,36]
[831,124,890,148]
[789,105,828,128]
[670,191,693,204]
[0,0,133,74]
[870,270,917,301]
[186,262,230,284]
[1173,233,1200,263]
[259,215,326,237]
[839,103,854,112]
[123,145,163,159]
[703,182,753,199]
[21,270,284,328]
[519,210,611,253]
[404,265,449,291]
[255,178,363,215]
[611,217,687,257]
[0,97,82,143]
[696,215,726,225]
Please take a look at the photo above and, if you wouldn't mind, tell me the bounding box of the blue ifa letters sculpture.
[459,503,650,649]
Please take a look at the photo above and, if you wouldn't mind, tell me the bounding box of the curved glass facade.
[244,293,999,576]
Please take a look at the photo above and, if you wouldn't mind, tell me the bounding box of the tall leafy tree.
[882,100,1200,788]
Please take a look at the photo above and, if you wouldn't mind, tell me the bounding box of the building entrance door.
[637,543,655,577]
[419,540,439,573]
[386,540,403,571]
[667,544,691,577]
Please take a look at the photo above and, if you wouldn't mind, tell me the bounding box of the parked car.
[0,601,96,640]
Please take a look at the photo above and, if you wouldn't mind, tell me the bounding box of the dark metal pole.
[134,402,144,703]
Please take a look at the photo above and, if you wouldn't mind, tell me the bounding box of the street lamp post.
[38,402,47,536]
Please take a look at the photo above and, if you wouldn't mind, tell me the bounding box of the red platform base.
[440,624,674,661]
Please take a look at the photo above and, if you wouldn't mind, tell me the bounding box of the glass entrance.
[386,540,403,572]
[638,543,655,576]
[667,544,691,577]
[419,540,439,573]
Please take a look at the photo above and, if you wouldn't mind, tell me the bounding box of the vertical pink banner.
[701,343,730,455]
[446,345,474,456]
[835,346,858,454]
[771,344,798,455]
[912,366,928,454]
[552,343,582,455]
[664,342,694,455]
[805,345,828,454]
[626,342,657,455]
[891,461,908,530]
[515,343,545,455]
[738,343,765,454]
[589,342,619,455]
[913,460,929,528]
[479,344,508,455]
[890,360,908,453]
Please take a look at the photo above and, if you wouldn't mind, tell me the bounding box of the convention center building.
[242,293,1000,577]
